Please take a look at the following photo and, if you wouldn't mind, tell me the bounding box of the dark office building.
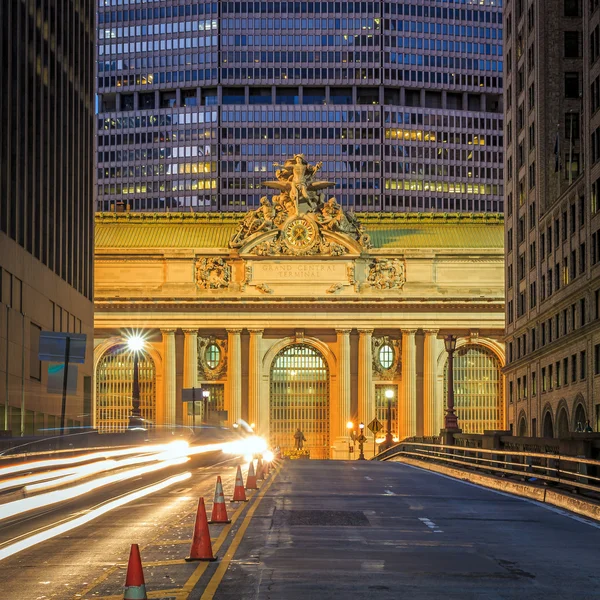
[0,0,95,434]
[503,0,600,434]
[96,0,504,213]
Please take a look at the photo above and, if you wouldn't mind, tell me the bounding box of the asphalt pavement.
[1,458,599,600]
[210,460,600,600]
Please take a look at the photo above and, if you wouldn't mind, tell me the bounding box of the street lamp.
[348,421,367,460]
[346,421,354,457]
[444,335,460,430]
[202,389,210,423]
[126,335,145,430]
[357,422,366,460]
[381,388,395,449]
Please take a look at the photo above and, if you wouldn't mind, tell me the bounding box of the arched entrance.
[556,406,569,437]
[543,411,554,438]
[573,402,586,431]
[96,345,157,433]
[443,344,504,433]
[270,344,330,459]
[517,412,527,437]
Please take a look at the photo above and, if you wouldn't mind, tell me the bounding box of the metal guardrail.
[376,442,600,496]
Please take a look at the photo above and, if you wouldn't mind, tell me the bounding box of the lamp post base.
[439,427,462,446]
[378,433,395,452]
[444,409,460,431]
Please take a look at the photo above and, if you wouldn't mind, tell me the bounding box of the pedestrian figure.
[294,428,306,450]
[575,421,583,432]
[584,420,593,433]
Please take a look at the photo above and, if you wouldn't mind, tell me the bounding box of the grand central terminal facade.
[93,157,506,459]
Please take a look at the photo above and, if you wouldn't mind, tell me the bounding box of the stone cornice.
[96,211,504,225]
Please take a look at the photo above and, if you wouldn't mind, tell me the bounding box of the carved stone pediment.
[367,258,406,290]
[229,155,371,256]
[196,257,231,290]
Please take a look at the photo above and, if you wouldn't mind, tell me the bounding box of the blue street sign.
[39,332,87,364]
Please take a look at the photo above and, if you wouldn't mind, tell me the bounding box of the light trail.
[24,441,192,493]
[0,444,175,479]
[0,457,189,522]
[0,472,191,561]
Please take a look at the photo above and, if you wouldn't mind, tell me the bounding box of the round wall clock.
[283,217,318,252]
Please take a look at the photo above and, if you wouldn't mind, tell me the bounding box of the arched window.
[444,344,504,434]
[96,345,156,433]
[270,344,329,459]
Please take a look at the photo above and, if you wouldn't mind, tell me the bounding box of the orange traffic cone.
[123,544,147,600]
[185,498,217,562]
[256,458,265,480]
[246,460,258,490]
[208,476,231,524]
[231,465,248,502]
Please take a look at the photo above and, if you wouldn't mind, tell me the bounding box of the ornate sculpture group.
[229,154,372,254]
[367,258,406,290]
[194,155,408,292]
[196,257,231,290]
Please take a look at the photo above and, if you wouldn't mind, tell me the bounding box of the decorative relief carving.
[372,336,401,380]
[195,257,231,290]
[255,283,274,294]
[326,282,345,294]
[367,258,406,290]
[228,155,371,255]
[197,336,227,381]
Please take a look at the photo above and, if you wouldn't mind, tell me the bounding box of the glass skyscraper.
[97,0,504,213]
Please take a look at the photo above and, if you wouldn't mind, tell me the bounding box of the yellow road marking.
[76,466,279,600]
[178,498,246,595]
[197,469,279,600]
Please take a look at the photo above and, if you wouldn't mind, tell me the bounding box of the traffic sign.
[367,418,383,434]
[39,332,87,364]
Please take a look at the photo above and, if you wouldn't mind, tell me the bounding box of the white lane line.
[384,489,395,495]
[365,476,373,481]
[419,516,444,533]
[401,463,600,531]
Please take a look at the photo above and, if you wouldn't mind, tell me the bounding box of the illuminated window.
[270,345,329,459]
[205,344,221,370]
[444,345,503,434]
[379,344,394,369]
[95,345,156,433]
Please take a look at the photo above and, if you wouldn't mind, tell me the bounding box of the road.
[0,437,260,599]
[0,458,599,599]
[212,460,600,600]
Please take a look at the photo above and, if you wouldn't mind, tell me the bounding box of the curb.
[388,455,600,522]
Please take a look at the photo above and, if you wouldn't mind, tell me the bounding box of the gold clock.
[283,217,318,252]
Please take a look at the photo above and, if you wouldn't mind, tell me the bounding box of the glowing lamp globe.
[127,336,145,352]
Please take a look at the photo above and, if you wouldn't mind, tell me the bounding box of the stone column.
[358,329,374,430]
[423,329,438,437]
[227,329,242,426]
[248,329,263,434]
[336,329,352,438]
[401,329,417,439]
[183,330,198,426]
[162,329,177,428]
